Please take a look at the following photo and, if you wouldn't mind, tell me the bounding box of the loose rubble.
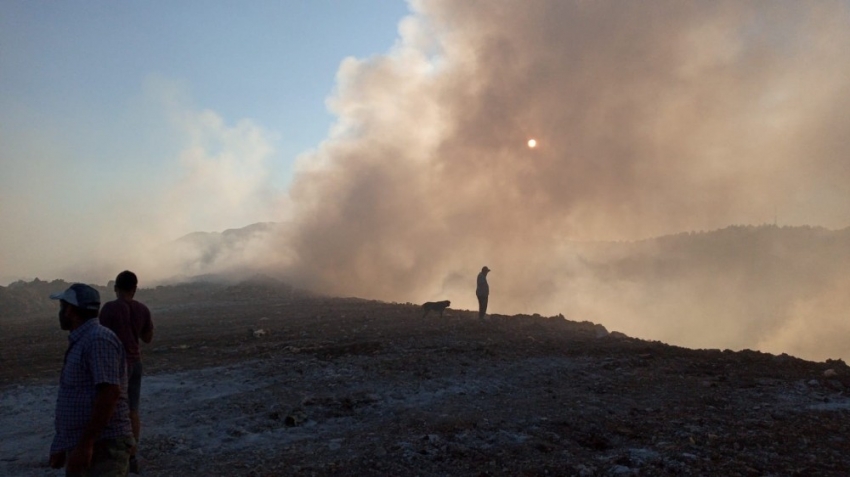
[1,281,849,476]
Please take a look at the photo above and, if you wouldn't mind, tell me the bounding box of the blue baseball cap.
[50,283,101,311]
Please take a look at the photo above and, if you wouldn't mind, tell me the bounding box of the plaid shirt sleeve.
[89,329,125,386]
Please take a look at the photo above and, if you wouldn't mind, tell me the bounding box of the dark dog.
[421,300,451,318]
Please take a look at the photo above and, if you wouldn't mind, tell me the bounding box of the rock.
[823,369,837,378]
[594,324,610,338]
[575,464,596,476]
[629,448,660,465]
[285,410,308,427]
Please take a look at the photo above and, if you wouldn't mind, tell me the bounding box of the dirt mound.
[0,278,83,320]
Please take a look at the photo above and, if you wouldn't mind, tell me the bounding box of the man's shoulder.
[102,298,150,314]
[100,299,124,313]
[80,320,123,347]
[84,324,126,378]
[131,300,152,317]
[93,321,121,339]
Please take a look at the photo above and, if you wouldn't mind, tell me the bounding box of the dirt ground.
[2,279,850,476]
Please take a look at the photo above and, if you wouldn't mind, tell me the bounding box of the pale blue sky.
[1,0,409,183]
[0,0,411,282]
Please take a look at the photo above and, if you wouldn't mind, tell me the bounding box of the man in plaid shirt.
[49,283,134,476]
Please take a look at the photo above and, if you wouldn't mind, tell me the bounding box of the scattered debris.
[2,286,850,476]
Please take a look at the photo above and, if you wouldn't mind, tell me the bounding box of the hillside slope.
[1,280,849,476]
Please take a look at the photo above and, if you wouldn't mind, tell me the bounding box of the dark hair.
[81,307,99,320]
[64,301,100,320]
[115,270,138,291]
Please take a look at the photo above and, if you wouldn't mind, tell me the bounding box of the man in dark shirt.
[50,283,134,475]
[476,266,491,319]
[99,271,154,474]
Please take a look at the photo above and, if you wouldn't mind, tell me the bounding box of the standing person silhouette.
[99,271,154,474]
[476,266,491,319]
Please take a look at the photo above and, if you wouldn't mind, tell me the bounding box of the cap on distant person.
[482,266,491,272]
[49,283,101,311]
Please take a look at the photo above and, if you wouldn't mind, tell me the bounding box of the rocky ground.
[1,278,849,476]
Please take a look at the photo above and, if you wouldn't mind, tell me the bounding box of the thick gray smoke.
[280,0,850,313]
[112,1,850,362]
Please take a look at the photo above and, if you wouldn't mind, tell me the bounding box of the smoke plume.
[279,0,850,313]
[17,1,850,362]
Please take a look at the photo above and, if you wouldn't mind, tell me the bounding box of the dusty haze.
[279,0,850,352]
[284,0,850,288]
[7,1,850,361]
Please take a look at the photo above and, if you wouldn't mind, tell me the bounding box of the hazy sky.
[3,1,850,361]
[279,0,850,297]
[0,0,409,284]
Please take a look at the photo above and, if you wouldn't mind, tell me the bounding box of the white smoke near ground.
[756,275,850,362]
[45,78,289,286]
[127,104,287,282]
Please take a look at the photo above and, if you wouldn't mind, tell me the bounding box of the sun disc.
[527,139,537,149]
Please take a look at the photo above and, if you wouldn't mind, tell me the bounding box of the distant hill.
[171,221,282,268]
[0,273,302,322]
[175,221,279,248]
[563,224,850,360]
[577,225,850,294]
[0,278,107,320]
[4,224,849,362]
[136,221,287,284]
